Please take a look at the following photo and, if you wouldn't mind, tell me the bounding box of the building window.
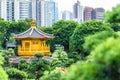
[25,42,30,48]
[33,41,38,45]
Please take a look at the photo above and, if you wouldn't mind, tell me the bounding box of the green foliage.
[2,49,15,65]
[106,4,120,32]
[62,61,100,80]
[28,54,50,79]
[70,20,112,58]
[39,26,53,34]
[83,31,116,55]
[8,33,16,43]
[6,68,28,80]
[0,18,31,49]
[52,20,79,51]
[50,58,62,70]
[41,67,61,80]
[0,66,8,80]
[0,52,8,80]
[51,49,69,69]
[105,4,120,23]
[0,19,9,48]
[109,23,120,32]
[89,37,120,80]
[68,52,81,63]
[18,59,29,71]
[62,37,120,80]
[34,53,44,59]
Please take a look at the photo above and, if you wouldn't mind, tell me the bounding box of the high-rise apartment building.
[7,0,14,21]
[0,0,58,26]
[60,10,73,20]
[44,0,58,26]
[14,0,32,21]
[36,0,58,26]
[0,0,7,20]
[73,0,84,23]
[84,7,105,21]
[84,7,93,21]
[94,8,105,20]
[36,0,45,26]
[0,0,14,21]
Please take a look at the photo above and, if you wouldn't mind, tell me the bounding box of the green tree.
[28,53,50,79]
[2,49,15,66]
[105,4,120,32]
[52,20,79,51]
[70,20,112,58]
[68,52,81,63]
[109,23,120,32]
[105,4,120,23]
[6,68,28,80]
[0,19,9,48]
[62,37,120,80]
[51,49,69,69]
[83,31,116,55]
[41,67,61,80]
[18,59,29,71]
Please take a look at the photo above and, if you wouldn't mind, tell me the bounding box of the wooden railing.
[18,45,50,56]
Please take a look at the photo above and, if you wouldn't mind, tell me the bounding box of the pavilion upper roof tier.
[14,20,54,40]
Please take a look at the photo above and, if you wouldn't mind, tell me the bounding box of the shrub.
[6,68,28,80]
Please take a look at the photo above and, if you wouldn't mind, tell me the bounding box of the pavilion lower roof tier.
[14,27,54,40]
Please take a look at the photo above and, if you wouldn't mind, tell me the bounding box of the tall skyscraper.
[60,10,73,20]
[73,0,84,23]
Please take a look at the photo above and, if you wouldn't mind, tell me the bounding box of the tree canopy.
[52,20,79,51]
[105,4,120,23]
[70,20,112,57]
[62,37,120,80]
[83,31,116,54]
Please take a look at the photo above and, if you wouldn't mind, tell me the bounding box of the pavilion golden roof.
[14,20,54,39]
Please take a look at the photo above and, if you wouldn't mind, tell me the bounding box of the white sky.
[54,0,120,12]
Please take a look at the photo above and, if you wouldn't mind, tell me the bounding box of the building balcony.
[18,45,50,56]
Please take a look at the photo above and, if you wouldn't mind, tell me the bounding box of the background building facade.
[94,8,105,20]
[84,7,93,21]
[14,0,32,21]
[60,10,73,20]
[0,0,58,27]
[0,0,104,26]
[73,0,84,23]
[7,0,14,21]
[84,7,105,21]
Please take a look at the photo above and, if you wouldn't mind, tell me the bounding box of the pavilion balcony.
[18,45,50,56]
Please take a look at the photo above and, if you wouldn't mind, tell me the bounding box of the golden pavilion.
[14,20,54,56]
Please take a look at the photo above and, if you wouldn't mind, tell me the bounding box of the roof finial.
[31,20,36,28]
